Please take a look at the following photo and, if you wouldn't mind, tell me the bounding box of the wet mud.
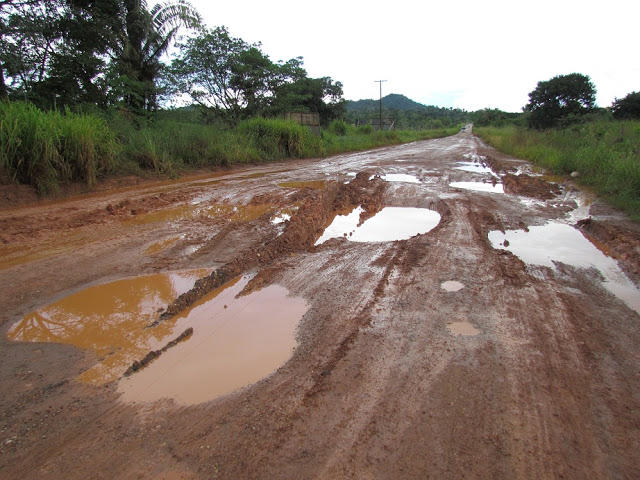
[1,130,639,479]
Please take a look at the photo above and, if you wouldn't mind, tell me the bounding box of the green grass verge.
[1,101,460,195]
[474,122,640,220]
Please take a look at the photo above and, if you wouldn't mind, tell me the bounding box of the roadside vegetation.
[475,121,640,219]
[475,74,640,220]
[0,101,458,194]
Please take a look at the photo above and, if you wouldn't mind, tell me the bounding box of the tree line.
[0,0,346,125]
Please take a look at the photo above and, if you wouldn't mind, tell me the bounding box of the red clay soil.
[1,130,639,479]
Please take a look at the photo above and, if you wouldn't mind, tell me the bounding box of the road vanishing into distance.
[1,128,639,479]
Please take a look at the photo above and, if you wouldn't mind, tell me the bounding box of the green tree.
[525,73,596,129]
[611,91,640,120]
[170,27,310,124]
[112,0,201,113]
[0,0,60,101]
[271,76,345,126]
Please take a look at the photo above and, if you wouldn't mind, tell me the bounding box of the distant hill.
[345,93,468,129]
[346,94,431,112]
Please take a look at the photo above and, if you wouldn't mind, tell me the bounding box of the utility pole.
[375,80,387,131]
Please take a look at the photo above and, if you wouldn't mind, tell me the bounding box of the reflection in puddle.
[8,272,308,404]
[118,276,307,405]
[455,162,495,175]
[7,270,211,384]
[489,223,640,313]
[447,322,480,336]
[381,173,421,184]
[441,281,465,292]
[271,213,291,225]
[450,181,504,194]
[315,206,440,245]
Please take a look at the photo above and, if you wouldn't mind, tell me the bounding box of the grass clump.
[475,122,640,219]
[0,101,117,194]
[238,117,318,159]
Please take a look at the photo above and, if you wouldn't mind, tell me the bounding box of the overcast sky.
[186,0,639,112]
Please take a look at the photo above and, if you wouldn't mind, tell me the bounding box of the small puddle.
[271,213,291,225]
[447,322,480,336]
[277,181,326,190]
[118,276,307,405]
[455,162,496,175]
[489,223,640,313]
[441,281,465,292]
[450,181,504,194]
[315,206,441,245]
[381,173,421,184]
[7,269,211,384]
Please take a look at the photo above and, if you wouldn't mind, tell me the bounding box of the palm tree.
[115,0,201,112]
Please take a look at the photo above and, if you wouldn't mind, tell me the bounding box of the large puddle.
[489,223,640,313]
[315,206,441,245]
[118,276,307,404]
[8,272,308,404]
[8,270,211,384]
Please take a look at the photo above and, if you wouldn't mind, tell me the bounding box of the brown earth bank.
[1,129,639,479]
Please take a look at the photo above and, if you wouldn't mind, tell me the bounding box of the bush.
[357,124,373,135]
[328,119,348,136]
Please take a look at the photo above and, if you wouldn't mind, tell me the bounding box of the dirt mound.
[577,217,640,276]
[503,173,562,200]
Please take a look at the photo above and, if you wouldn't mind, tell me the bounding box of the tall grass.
[238,117,320,159]
[0,101,117,193]
[1,101,461,195]
[475,122,640,219]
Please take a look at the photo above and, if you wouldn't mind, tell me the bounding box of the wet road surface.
[1,129,639,479]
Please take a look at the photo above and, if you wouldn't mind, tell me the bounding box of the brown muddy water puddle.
[145,235,184,255]
[447,322,480,336]
[277,180,327,190]
[489,223,640,313]
[380,173,421,184]
[8,269,211,384]
[315,206,441,245]
[118,276,307,405]
[8,272,308,404]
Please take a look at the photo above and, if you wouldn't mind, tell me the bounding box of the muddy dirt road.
[1,129,640,479]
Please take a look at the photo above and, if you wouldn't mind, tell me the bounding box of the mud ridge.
[124,327,194,376]
[149,173,388,326]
